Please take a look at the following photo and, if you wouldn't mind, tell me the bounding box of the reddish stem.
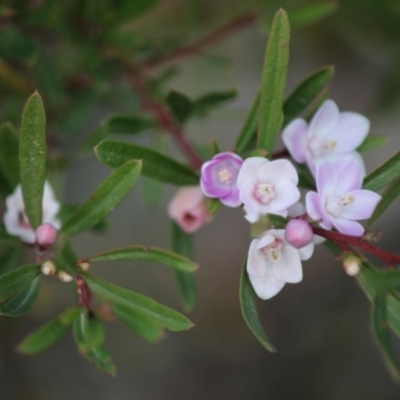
[143,14,257,71]
[312,226,400,265]
[76,275,92,310]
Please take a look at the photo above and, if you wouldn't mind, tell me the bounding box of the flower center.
[308,137,337,158]
[254,183,275,204]
[261,239,283,263]
[325,194,355,217]
[215,161,239,186]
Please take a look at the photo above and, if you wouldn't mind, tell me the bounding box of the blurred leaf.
[367,176,400,228]
[0,276,41,317]
[55,240,79,277]
[235,91,260,155]
[19,91,47,229]
[239,259,276,352]
[358,135,388,153]
[18,307,81,355]
[201,53,233,70]
[81,125,110,153]
[113,304,164,343]
[83,272,194,332]
[258,9,290,155]
[0,264,41,303]
[363,270,400,293]
[364,150,400,191]
[0,246,23,275]
[289,2,338,27]
[74,310,105,350]
[166,90,193,124]
[0,224,21,247]
[283,66,335,126]
[207,198,222,215]
[61,160,142,236]
[193,88,237,117]
[297,163,316,190]
[0,59,32,94]
[171,222,197,311]
[0,169,12,197]
[86,245,198,273]
[95,140,199,185]
[0,122,19,189]
[372,293,400,380]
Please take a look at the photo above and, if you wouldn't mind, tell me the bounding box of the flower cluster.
[166,99,381,300]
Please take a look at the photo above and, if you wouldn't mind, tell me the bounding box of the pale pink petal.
[282,119,308,163]
[297,241,314,260]
[244,210,260,223]
[287,201,305,218]
[257,159,299,185]
[331,217,365,237]
[237,157,267,188]
[200,159,219,184]
[272,245,303,283]
[309,100,340,138]
[316,161,337,198]
[247,239,268,276]
[168,186,204,219]
[340,190,381,220]
[255,233,276,249]
[306,191,332,230]
[213,152,243,164]
[248,272,286,300]
[200,178,231,198]
[219,191,242,207]
[269,180,301,212]
[239,181,260,214]
[332,154,364,194]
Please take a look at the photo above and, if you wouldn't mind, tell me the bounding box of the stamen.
[254,183,275,204]
[261,239,283,263]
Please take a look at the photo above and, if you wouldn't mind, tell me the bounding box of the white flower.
[247,229,314,300]
[4,181,61,244]
[237,157,300,223]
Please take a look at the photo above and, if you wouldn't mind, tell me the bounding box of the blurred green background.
[1,0,400,398]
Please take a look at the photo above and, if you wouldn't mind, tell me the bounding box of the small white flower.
[4,181,61,244]
[247,229,314,300]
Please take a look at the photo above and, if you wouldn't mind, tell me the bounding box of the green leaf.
[171,222,197,311]
[372,293,400,380]
[357,135,388,153]
[235,91,260,155]
[54,240,79,277]
[193,88,237,116]
[367,176,400,228]
[0,264,41,303]
[363,270,400,293]
[363,150,400,191]
[239,259,276,352]
[166,90,193,124]
[0,224,21,247]
[0,246,23,275]
[19,91,47,229]
[113,304,164,343]
[95,140,199,185]
[18,307,81,355]
[83,272,194,332]
[258,9,290,155]
[0,122,19,189]
[0,276,41,317]
[61,160,142,236]
[289,2,338,27]
[283,66,335,126]
[107,114,155,135]
[86,245,198,273]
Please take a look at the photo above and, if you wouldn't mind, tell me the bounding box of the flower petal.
[273,244,303,283]
[219,190,242,207]
[340,189,381,220]
[269,180,301,212]
[247,239,269,276]
[282,119,308,163]
[309,100,340,138]
[237,157,267,188]
[297,241,314,260]
[306,191,332,230]
[248,272,286,300]
[331,154,364,194]
[331,217,365,237]
[316,161,337,198]
[257,159,299,185]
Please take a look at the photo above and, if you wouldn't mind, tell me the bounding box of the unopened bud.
[58,271,73,283]
[284,219,313,249]
[343,255,361,276]
[79,262,90,271]
[41,260,57,276]
[35,223,58,247]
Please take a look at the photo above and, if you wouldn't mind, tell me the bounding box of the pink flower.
[200,152,243,207]
[168,186,213,233]
[4,181,61,244]
[306,155,381,237]
[35,223,58,247]
[247,229,314,300]
[237,157,300,223]
[282,100,369,175]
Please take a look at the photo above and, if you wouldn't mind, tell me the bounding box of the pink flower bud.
[35,223,58,247]
[168,186,213,233]
[284,219,313,249]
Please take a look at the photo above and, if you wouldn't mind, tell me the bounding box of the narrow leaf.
[0,276,41,317]
[363,150,400,191]
[113,304,164,343]
[0,122,19,188]
[193,88,237,116]
[74,310,105,350]
[83,272,194,332]
[166,90,193,124]
[289,2,338,27]
[95,140,199,185]
[0,264,41,303]
[171,222,197,311]
[239,259,276,352]
[19,91,47,229]
[0,246,23,275]
[86,245,198,273]
[18,307,81,355]
[357,135,388,153]
[107,115,155,135]
[258,9,290,155]
[372,293,400,380]
[367,176,400,228]
[61,160,142,236]
[363,270,400,293]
